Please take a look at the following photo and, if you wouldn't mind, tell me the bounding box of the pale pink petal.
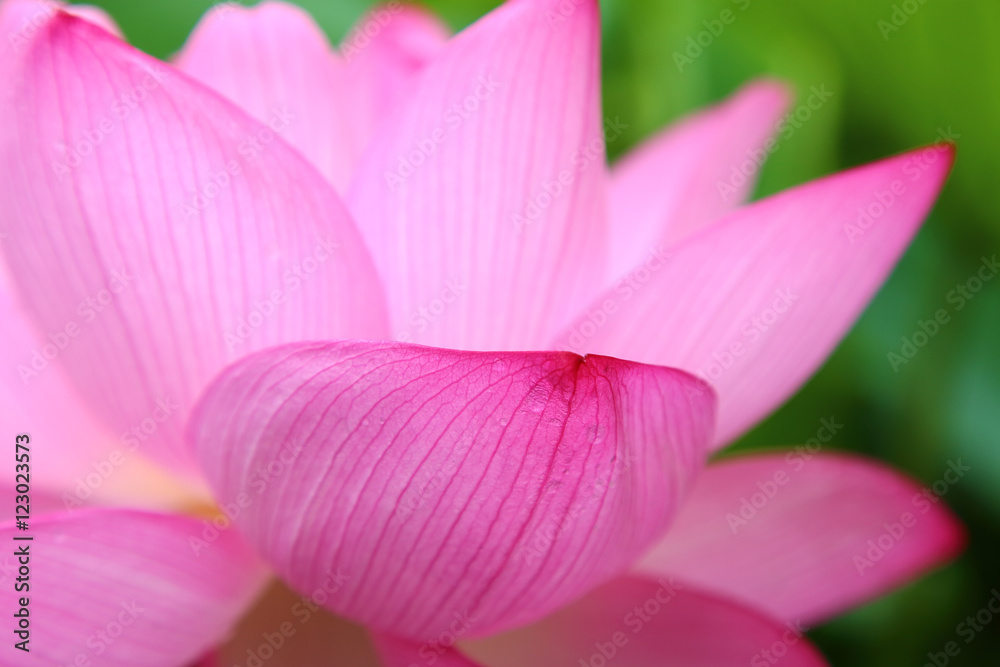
[0,14,389,476]
[343,3,449,140]
[0,266,114,494]
[176,1,360,191]
[0,273,213,510]
[189,341,715,641]
[347,0,608,351]
[636,452,965,624]
[1,0,118,62]
[607,80,791,281]
[2,259,204,513]
[0,508,267,666]
[462,576,827,667]
[374,635,483,667]
[0,0,119,42]
[557,146,953,447]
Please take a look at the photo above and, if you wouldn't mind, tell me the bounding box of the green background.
[75,0,1000,664]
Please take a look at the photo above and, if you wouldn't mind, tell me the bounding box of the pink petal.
[607,80,791,281]
[62,3,120,36]
[0,263,205,512]
[557,146,953,447]
[347,0,608,351]
[0,13,389,475]
[0,508,266,666]
[373,635,483,667]
[189,341,715,641]
[343,3,449,139]
[0,0,118,60]
[0,266,114,495]
[635,452,965,624]
[175,2,361,191]
[462,576,827,667]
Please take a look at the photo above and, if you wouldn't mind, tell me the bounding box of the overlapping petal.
[343,3,449,144]
[211,581,381,666]
[462,576,827,666]
[348,0,608,351]
[190,341,715,641]
[176,1,361,191]
[557,146,954,446]
[607,80,790,281]
[0,13,389,475]
[635,453,965,623]
[0,509,266,666]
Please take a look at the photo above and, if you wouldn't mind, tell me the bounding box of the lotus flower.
[0,0,963,665]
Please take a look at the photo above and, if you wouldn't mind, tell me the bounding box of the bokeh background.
[75,0,1000,664]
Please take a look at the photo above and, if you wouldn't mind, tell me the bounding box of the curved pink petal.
[374,634,483,667]
[557,146,954,447]
[0,13,389,475]
[0,0,117,78]
[636,452,965,624]
[462,576,827,667]
[189,341,715,641]
[343,3,449,142]
[0,508,266,666]
[607,80,791,282]
[176,1,361,191]
[347,0,608,351]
